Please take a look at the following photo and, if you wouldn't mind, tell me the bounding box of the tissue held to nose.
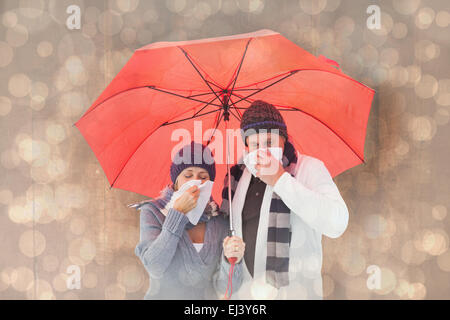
[167,171,214,225]
[243,147,283,177]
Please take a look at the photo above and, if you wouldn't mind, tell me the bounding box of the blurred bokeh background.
[0,0,449,299]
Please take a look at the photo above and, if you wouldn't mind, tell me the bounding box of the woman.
[130,142,245,299]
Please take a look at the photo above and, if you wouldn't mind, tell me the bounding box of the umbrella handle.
[227,257,237,264]
[223,257,236,300]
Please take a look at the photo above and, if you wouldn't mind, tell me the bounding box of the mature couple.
[131,100,349,300]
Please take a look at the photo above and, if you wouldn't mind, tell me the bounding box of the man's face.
[246,132,285,153]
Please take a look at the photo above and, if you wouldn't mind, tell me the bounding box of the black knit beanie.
[240,100,288,146]
[170,142,216,183]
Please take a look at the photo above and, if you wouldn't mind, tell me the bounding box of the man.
[220,100,349,299]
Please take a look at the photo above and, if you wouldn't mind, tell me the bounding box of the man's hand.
[254,149,286,186]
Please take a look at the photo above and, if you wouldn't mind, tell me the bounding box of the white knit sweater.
[229,152,349,300]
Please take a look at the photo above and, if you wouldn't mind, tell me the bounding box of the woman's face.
[174,167,210,191]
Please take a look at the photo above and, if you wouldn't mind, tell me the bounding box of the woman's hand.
[173,185,200,214]
[223,236,245,263]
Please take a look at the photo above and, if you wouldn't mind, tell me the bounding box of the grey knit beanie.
[170,142,216,183]
[240,100,288,146]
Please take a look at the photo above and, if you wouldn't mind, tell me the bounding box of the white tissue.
[243,147,283,177]
[165,179,214,225]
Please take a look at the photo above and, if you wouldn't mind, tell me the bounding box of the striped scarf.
[220,141,298,289]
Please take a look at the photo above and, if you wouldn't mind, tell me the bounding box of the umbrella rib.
[227,96,242,120]
[228,38,252,92]
[161,108,222,126]
[229,91,252,105]
[75,85,162,124]
[233,70,294,90]
[228,88,260,92]
[148,86,222,107]
[189,90,223,98]
[205,110,224,145]
[192,95,223,117]
[227,108,241,122]
[236,68,375,92]
[206,81,223,91]
[177,46,224,103]
[75,85,223,126]
[232,70,299,105]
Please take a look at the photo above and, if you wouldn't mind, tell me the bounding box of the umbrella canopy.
[74,29,375,202]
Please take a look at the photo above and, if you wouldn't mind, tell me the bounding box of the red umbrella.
[74,29,375,205]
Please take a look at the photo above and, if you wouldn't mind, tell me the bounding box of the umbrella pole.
[223,102,237,300]
[225,116,235,237]
[222,93,235,237]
